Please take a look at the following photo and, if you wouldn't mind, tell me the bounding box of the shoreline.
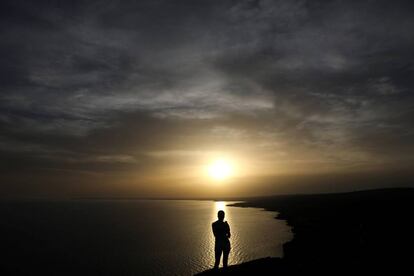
[196,187,414,274]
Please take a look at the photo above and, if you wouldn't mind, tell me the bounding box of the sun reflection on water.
[214,201,226,212]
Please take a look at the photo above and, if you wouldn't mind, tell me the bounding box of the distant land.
[197,187,414,274]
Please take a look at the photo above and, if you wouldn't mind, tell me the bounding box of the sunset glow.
[208,159,233,181]
[1,0,414,199]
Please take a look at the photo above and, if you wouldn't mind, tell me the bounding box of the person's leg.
[223,242,230,268]
[214,244,222,269]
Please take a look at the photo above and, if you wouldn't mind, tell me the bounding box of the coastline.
[196,188,414,274]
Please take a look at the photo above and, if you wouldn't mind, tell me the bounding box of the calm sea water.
[0,200,292,275]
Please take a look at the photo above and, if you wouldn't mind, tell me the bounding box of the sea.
[0,200,293,275]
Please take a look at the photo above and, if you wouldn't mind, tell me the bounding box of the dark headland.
[196,188,414,275]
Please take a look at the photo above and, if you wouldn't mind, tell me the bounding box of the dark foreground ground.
[197,188,414,275]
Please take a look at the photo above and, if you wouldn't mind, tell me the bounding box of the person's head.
[217,210,225,221]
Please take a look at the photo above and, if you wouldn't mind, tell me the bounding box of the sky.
[1,0,414,198]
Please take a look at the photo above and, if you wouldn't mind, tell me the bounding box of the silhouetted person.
[212,210,231,269]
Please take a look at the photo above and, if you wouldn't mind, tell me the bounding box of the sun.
[208,159,233,181]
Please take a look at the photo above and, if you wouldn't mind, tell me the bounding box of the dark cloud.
[1,0,414,197]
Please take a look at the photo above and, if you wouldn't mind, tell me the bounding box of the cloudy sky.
[1,0,414,198]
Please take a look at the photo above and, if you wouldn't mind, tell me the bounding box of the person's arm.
[225,222,231,238]
[212,223,217,237]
